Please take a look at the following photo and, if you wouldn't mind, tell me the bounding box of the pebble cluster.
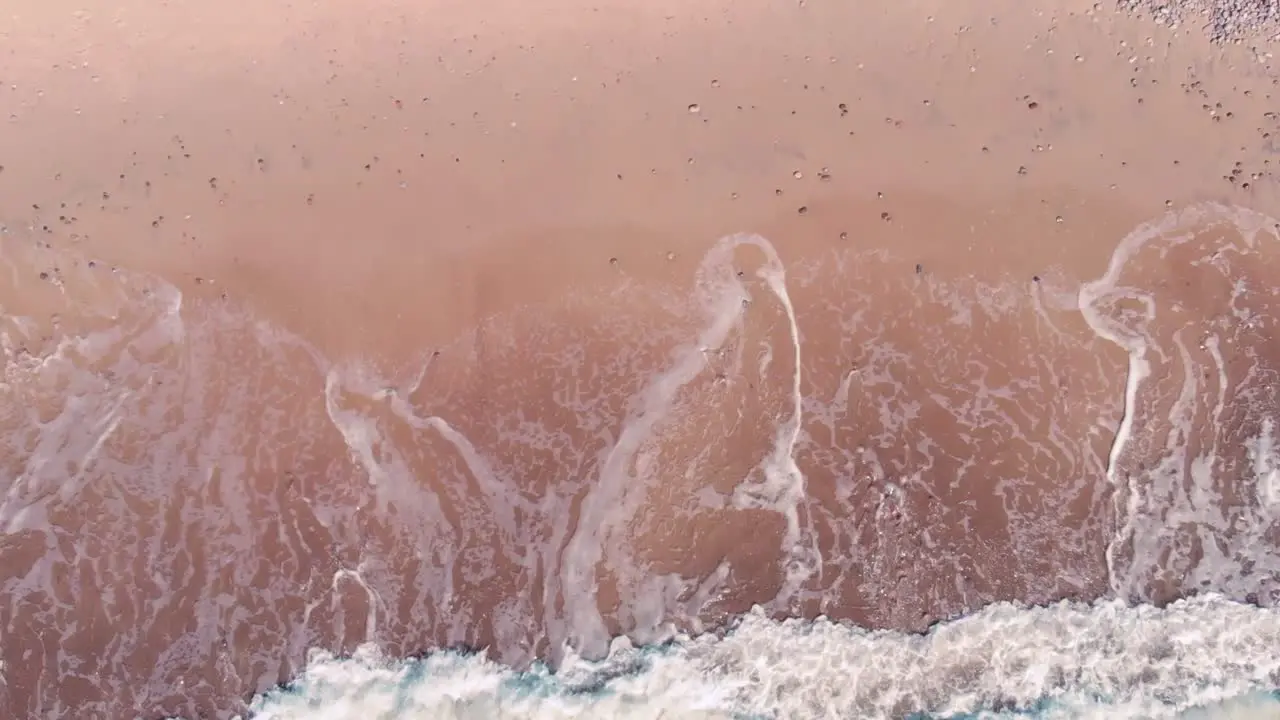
[1117,0,1280,43]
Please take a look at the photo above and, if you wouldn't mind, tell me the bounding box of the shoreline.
[4,1,1280,718]
[248,593,1280,719]
[3,0,1277,364]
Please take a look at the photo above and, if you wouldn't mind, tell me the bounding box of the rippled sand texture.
[3,0,1280,717]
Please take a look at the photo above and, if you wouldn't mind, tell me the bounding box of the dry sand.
[3,0,1280,717]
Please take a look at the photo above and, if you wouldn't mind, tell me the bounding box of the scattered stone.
[1117,0,1280,45]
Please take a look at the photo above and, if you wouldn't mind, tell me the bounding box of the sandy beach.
[4,0,1280,717]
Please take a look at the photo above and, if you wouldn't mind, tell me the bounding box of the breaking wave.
[5,201,1280,719]
[248,595,1280,720]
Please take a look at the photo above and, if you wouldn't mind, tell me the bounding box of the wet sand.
[3,0,1280,717]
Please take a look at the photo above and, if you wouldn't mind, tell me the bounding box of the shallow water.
[245,595,1280,720]
[4,201,1280,718]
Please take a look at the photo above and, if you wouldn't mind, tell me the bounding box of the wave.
[7,201,1280,718]
[245,595,1280,720]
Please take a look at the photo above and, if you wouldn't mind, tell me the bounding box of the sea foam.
[245,594,1280,720]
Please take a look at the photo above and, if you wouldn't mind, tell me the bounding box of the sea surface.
[247,596,1280,719]
[5,202,1280,718]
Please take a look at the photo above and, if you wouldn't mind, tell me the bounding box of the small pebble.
[1118,0,1280,44]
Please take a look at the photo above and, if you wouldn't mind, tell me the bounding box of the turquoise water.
[243,596,1280,720]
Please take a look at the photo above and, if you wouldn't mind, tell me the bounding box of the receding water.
[4,203,1280,719]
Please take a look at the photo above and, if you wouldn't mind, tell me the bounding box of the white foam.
[1080,201,1280,603]
[725,236,820,606]
[545,234,754,658]
[14,211,1280,719]
[554,232,821,658]
[243,594,1280,720]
